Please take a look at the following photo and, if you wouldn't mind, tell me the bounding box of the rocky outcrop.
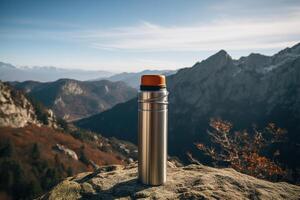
[0,81,40,127]
[62,81,84,95]
[53,144,79,160]
[0,81,57,128]
[39,163,300,200]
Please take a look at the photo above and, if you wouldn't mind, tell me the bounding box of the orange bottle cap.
[141,75,166,87]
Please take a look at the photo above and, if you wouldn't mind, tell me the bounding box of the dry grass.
[0,125,123,174]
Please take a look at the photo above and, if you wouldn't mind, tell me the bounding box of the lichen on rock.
[38,163,300,200]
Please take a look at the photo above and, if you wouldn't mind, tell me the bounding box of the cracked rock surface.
[38,163,300,200]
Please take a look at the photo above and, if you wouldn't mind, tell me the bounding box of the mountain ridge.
[11,79,137,121]
[0,62,114,82]
[76,43,300,181]
[99,69,177,88]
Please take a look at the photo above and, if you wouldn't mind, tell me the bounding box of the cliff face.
[0,81,40,127]
[39,163,300,200]
[0,81,56,128]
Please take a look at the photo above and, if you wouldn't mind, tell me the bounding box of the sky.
[0,0,300,72]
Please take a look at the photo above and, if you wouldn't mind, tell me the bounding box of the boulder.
[38,163,300,200]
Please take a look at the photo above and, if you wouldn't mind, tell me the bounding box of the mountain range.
[0,62,113,82]
[10,79,137,121]
[76,43,300,171]
[100,69,177,88]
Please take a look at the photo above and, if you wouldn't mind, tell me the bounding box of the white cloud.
[79,10,300,52]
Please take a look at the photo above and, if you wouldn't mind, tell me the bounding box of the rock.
[62,81,84,95]
[38,164,300,200]
[53,144,78,160]
[0,81,58,128]
[0,81,40,128]
[41,180,82,200]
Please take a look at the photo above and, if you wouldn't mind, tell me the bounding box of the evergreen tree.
[0,139,13,158]
[79,145,89,165]
[67,166,73,176]
[31,143,40,160]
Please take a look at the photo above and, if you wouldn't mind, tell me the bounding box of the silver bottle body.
[138,88,168,185]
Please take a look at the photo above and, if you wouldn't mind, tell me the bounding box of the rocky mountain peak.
[271,42,300,65]
[205,49,232,64]
[291,42,300,53]
[277,42,300,56]
[238,53,271,71]
[77,43,300,177]
[191,49,233,74]
[39,163,300,200]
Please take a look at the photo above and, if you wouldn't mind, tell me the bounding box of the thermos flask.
[138,75,168,185]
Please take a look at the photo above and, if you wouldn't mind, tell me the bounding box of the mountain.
[100,69,177,88]
[0,62,114,82]
[0,82,137,199]
[39,163,300,200]
[11,79,137,121]
[76,43,300,173]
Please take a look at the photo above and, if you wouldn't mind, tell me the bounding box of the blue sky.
[0,0,300,72]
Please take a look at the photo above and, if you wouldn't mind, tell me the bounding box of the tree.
[66,166,73,176]
[0,139,13,158]
[194,118,287,181]
[79,145,90,165]
[57,118,69,131]
[41,168,61,190]
[27,95,49,125]
[31,143,40,160]
[27,180,42,199]
[0,159,28,199]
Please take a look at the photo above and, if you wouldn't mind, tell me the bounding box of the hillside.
[0,62,113,82]
[0,125,137,200]
[11,79,137,121]
[39,163,300,200]
[0,83,137,199]
[76,43,300,180]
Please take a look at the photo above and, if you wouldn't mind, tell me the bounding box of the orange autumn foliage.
[195,119,287,181]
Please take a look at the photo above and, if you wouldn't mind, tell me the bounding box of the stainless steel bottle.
[138,75,168,185]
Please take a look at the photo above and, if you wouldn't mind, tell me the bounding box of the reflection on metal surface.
[138,88,168,185]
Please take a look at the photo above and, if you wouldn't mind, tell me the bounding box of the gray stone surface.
[38,163,300,200]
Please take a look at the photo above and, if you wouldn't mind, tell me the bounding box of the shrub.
[57,118,69,131]
[194,118,287,181]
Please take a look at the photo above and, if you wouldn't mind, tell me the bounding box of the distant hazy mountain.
[12,79,137,121]
[0,62,114,82]
[100,69,177,88]
[76,43,300,169]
